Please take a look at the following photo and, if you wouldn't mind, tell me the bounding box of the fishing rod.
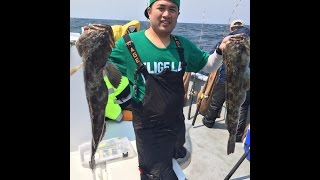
[224,148,250,180]
[191,69,220,126]
[190,10,221,126]
[189,10,220,126]
[191,76,208,126]
[224,0,244,36]
[70,62,83,76]
[186,72,196,120]
[187,10,205,120]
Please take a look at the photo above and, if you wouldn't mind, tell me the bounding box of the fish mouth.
[86,24,115,48]
[76,24,115,58]
[228,34,250,46]
[81,24,115,45]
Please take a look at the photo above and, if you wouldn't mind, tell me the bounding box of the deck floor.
[70,45,250,180]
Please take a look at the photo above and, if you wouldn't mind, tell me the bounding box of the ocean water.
[70,17,238,53]
[70,17,250,76]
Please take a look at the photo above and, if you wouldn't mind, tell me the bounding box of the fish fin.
[227,134,236,155]
[242,68,250,91]
[104,61,122,88]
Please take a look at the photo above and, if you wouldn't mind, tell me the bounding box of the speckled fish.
[223,34,250,155]
[75,24,121,170]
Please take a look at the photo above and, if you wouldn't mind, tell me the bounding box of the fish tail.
[91,167,97,180]
[227,134,236,155]
[90,155,96,170]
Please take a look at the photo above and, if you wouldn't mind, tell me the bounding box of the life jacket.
[111,20,140,41]
[102,20,141,122]
[104,75,131,122]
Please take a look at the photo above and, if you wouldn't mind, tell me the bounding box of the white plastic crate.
[78,137,137,168]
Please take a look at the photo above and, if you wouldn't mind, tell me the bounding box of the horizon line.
[70,17,250,26]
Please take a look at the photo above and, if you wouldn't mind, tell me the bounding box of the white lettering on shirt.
[143,62,182,74]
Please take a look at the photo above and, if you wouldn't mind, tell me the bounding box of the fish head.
[76,24,115,60]
[223,34,250,74]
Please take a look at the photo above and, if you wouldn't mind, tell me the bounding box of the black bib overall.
[124,35,187,180]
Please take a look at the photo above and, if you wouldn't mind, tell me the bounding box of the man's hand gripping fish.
[223,34,250,155]
[75,24,122,171]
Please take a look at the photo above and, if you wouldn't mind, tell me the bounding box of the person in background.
[202,19,250,142]
[108,0,234,179]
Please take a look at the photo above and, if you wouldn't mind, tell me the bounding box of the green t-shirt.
[108,30,209,103]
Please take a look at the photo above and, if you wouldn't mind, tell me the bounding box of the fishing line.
[198,10,205,50]
[223,0,244,36]
[186,9,206,121]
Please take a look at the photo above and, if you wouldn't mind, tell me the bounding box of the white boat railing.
[70,32,80,46]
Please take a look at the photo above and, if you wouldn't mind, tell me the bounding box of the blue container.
[243,127,250,161]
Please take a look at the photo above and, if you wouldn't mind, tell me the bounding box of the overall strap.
[171,35,187,69]
[123,34,148,96]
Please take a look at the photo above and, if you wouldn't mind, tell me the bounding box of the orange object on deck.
[122,110,133,121]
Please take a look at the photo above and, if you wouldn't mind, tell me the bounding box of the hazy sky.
[70,0,250,25]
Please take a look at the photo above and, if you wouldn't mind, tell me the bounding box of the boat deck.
[70,40,250,180]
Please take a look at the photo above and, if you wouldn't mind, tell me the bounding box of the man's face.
[148,0,180,34]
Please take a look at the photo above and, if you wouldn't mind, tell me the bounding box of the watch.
[215,42,222,55]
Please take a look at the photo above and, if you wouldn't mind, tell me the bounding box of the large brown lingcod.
[75,24,121,170]
[223,34,250,155]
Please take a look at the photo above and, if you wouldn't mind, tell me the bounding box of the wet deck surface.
[70,44,250,180]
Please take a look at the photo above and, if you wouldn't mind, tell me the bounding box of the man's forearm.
[201,50,223,73]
